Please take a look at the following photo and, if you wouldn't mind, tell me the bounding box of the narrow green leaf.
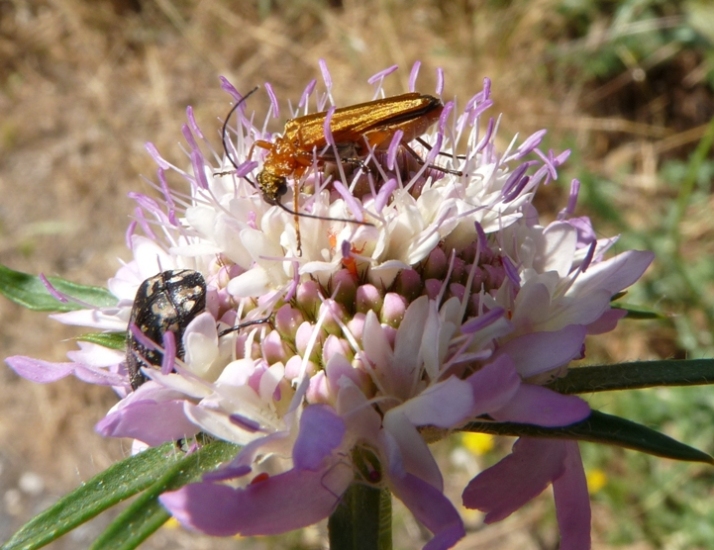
[0,264,117,312]
[465,410,714,464]
[1,443,177,550]
[90,439,240,550]
[612,302,665,319]
[547,359,714,394]
[77,332,127,350]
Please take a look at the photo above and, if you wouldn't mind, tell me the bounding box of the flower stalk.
[328,449,392,550]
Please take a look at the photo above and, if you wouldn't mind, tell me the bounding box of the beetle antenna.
[221,86,260,172]
[273,199,372,227]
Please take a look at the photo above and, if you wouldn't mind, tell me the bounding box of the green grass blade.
[89,440,240,550]
[547,359,714,394]
[1,443,177,550]
[465,410,714,464]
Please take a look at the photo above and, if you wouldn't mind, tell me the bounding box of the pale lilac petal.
[183,312,219,374]
[587,308,627,335]
[325,353,368,394]
[362,310,394,374]
[570,250,654,296]
[66,342,125,366]
[335,384,382,443]
[6,356,124,386]
[389,471,465,550]
[97,399,199,445]
[497,325,587,378]
[293,405,345,471]
[568,216,596,246]
[390,296,429,392]
[73,364,126,386]
[383,411,442,490]
[463,437,565,522]
[183,403,261,445]
[554,441,591,550]
[395,376,474,428]
[161,462,353,536]
[466,354,521,414]
[227,266,271,297]
[50,308,128,331]
[541,222,578,276]
[491,384,590,426]
[6,356,77,383]
[460,306,505,334]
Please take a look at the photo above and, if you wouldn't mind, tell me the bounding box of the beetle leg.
[403,141,463,176]
[293,178,301,254]
[218,315,273,338]
[415,136,467,162]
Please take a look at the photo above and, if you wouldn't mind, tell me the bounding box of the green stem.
[328,449,392,550]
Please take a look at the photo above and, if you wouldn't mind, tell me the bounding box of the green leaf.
[2,443,177,550]
[547,359,714,394]
[0,264,117,312]
[465,410,714,464]
[90,439,240,550]
[612,302,665,319]
[77,332,127,350]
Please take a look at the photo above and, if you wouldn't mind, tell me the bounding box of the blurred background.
[0,1,713,548]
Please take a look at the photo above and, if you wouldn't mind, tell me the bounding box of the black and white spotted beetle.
[126,269,206,390]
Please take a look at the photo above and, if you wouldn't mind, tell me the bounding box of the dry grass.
[0,0,710,548]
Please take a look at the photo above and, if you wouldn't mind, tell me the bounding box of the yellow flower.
[586,468,607,493]
[462,432,494,455]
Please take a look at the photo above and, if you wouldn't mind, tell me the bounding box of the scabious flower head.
[6,62,653,549]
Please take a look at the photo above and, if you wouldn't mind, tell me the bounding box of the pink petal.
[6,356,124,386]
[73,364,126,385]
[161,462,353,536]
[463,437,566,522]
[389,471,465,550]
[6,356,77,382]
[67,342,125,366]
[572,249,654,296]
[96,399,199,445]
[50,309,128,331]
[497,325,587,378]
[383,411,442,490]
[466,354,521,414]
[491,384,590,427]
[587,308,627,335]
[392,296,429,384]
[362,310,394,376]
[293,405,345,471]
[396,376,474,428]
[554,441,592,550]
